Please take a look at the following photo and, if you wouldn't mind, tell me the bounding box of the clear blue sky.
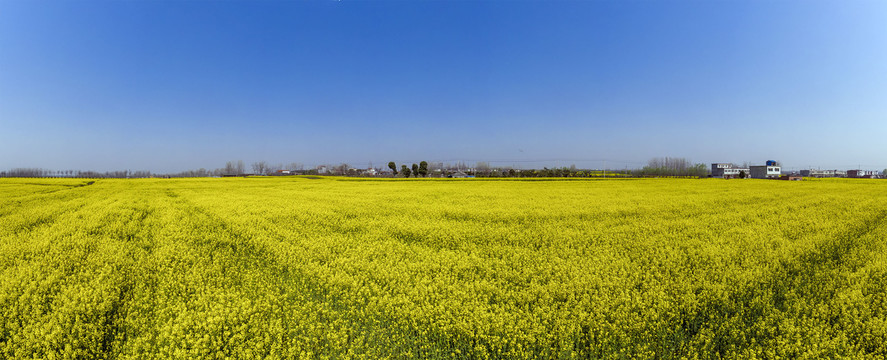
[1,0,885,173]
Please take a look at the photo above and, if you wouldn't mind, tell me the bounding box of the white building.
[848,170,875,178]
[749,165,781,179]
[800,169,836,177]
[711,163,749,179]
[799,169,849,178]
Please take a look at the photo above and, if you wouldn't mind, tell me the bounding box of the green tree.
[401,165,411,178]
[739,170,747,179]
[419,161,428,177]
[411,164,419,178]
[692,163,709,177]
[388,162,398,176]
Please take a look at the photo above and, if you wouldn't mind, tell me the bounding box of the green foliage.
[388,161,397,175]
[2,177,887,358]
[400,165,411,178]
[419,161,428,177]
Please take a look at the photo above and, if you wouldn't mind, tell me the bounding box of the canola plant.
[1,176,886,359]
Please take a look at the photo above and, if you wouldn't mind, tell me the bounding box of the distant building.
[711,163,749,179]
[799,169,851,178]
[800,169,824,177]
[749,165,782,179]
[847,170,875,178]
[378,168,395,176]
[800,169,839,178]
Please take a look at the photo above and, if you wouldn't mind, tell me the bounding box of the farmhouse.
[711,163,748,179]
[800,169,840,178]
[712,160,782,179]
[848,169,875,178]
[749,165,781,179]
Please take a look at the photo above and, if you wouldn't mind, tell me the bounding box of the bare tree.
[475,162,491,177]
[224,162,236,175]
[427,162,443,177]
[223,160,245,175]
[252,161,269,175]
[333,163,350,175]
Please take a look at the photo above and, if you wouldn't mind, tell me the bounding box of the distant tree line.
[176,160,307,177]
[0,160,285,178]
[0,168,153,178]
[633,157,709,177]
[419,157,709,178]
[379,158,708,178]
[2,157,713,178]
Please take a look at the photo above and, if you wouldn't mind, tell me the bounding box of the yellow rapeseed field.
[2,176,886,359]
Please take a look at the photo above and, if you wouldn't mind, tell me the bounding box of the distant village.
[2,158,884,179]
[710,160,883,180]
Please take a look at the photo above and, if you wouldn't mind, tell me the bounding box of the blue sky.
[1,0,885,173]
